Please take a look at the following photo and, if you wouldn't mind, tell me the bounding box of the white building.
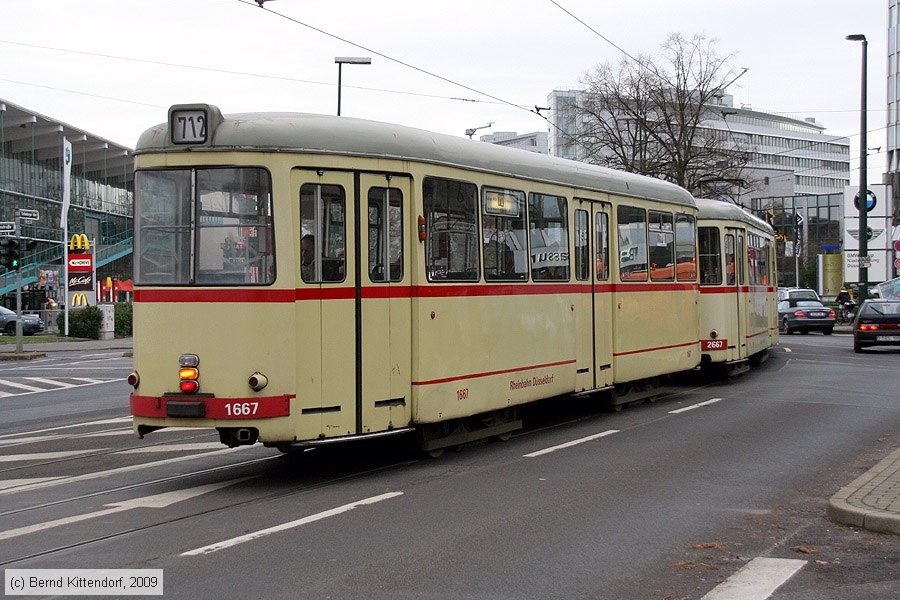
[547,89,850,205]
[480,131,549,154]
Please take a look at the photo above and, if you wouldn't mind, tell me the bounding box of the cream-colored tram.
[128,103,701,454]
[695,198,778,374]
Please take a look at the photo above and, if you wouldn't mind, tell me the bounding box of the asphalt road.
[0,336,898,599]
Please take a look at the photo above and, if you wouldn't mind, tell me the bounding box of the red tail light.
[858,324,879,331]
[793,310,807,318]
[180,380,200,393]
[828,311,836,318]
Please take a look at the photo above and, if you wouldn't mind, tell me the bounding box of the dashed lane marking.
[701,557,806,600]
[669,398,722,414]
[524,430,620,458]
[0,450,107,463]
[182,491,404,556]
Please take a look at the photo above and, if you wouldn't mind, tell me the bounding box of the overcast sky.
[0,0,888,178]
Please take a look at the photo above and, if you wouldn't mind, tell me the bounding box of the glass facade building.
[0,98,133,305]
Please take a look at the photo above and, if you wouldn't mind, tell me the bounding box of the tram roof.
[695,197,774,234]
[136,107,695,209]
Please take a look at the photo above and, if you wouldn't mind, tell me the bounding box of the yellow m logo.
[68,234,91,250]
[71,293,89,307]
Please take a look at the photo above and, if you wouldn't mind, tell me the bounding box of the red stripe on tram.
[613,340,699,357]
[412,359,576,386]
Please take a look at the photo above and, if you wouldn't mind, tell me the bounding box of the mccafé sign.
[67,234,94,291]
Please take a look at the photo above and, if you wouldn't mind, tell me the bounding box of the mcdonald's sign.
[70,293,90,307]
[68,234,91,251]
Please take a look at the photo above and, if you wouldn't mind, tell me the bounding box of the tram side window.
[748,234,768,285]
[529,193,569,281]
[724,234,736,286]
[300,183,346,283]
[596,211,609,280]
[698,227,722,285]
[574,209,590,281]
[675,214,697,281]
[135,169,192,284]
[368,187,403,282]
[424,177,479,281]
[617,205,648,281]
[648,210,674,281]
[482,188,527,281]
[195,168,275,285]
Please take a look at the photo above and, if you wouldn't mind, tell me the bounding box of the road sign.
[894,240,900,252]
[0,222,15,233]
[15,209,39,220]
[795,213,804,226]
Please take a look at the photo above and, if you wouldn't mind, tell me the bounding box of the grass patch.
[0,335,74,344]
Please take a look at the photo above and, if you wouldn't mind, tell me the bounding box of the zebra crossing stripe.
[0,379,46,392]
[22,377,76,388]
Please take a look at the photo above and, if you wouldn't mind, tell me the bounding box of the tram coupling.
[218,427,259,447]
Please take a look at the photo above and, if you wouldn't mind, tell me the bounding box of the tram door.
[294,170,358,437]
[591,202,614,388]
[730,230,746,357]
[359,174,412,433]
[293,170,412,438]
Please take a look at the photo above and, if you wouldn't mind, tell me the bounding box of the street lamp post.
[846,34,868,301]
[335,57,371,116]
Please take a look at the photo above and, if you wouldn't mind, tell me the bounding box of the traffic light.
[0,238,20,271]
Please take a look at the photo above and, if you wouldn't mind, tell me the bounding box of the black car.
[777,299,835,335]
[0,306,44,335]
[853,299,900,353]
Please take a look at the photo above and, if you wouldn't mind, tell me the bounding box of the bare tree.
[576,33,754,199]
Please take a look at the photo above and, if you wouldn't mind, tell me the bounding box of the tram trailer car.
[129,104,708,454]
[695,198,778,374]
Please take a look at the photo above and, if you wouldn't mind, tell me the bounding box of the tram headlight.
[127,371,140,388]
[248,371,268,391]
[710,329,718,339]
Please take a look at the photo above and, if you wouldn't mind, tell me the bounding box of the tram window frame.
[424,176,479,282]
[481,187,528,281]
[528,192,570,282]
[300,183,346,283]
[574,209,589,281]
[617,205,648,282]
[724,234,736,286]
[648,210,675,282]
[596,211,609,281]
[675,214,697,281]
[134,167,275,286]
[698,227,722,286]
[368,186,403,282]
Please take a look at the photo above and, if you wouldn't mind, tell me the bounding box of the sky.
[0,0,888,179]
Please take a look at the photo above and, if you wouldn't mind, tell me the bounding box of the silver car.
[0,306,44,335]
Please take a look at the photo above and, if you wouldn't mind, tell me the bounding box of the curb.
[827,447,900,535]
[0,352,48,361]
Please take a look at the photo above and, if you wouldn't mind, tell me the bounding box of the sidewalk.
[0,336,133,359]
[828,447,900,535]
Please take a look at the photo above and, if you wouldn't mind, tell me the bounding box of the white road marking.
[22,377,76,388]
[524,430,620,458]
[120,442,224,453]
[0,450,106,462]
[0,478,251,541]
[701,557,806,600]
[0,478,66,492]
[0,446,255,497]
[669,398,722,414]
[0,379,47,392]
[182,491,404,556]
[0,417,131,439]
[783,348,792,353]
[0,435,64,447]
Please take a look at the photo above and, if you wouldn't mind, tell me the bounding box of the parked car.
[777,299,835,335]
[0,306,44,336]
[777,287,821,303]
[853,299,900,353]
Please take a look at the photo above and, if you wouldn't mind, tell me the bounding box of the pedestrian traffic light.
[0,238,20,270]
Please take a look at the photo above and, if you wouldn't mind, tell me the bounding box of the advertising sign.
[68,272,94,292]
[67,253,93,272]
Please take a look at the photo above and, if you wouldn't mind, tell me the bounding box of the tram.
[696,198,778,374]
[128,104,751,453]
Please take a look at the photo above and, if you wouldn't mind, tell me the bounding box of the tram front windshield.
[134,167,275,285]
